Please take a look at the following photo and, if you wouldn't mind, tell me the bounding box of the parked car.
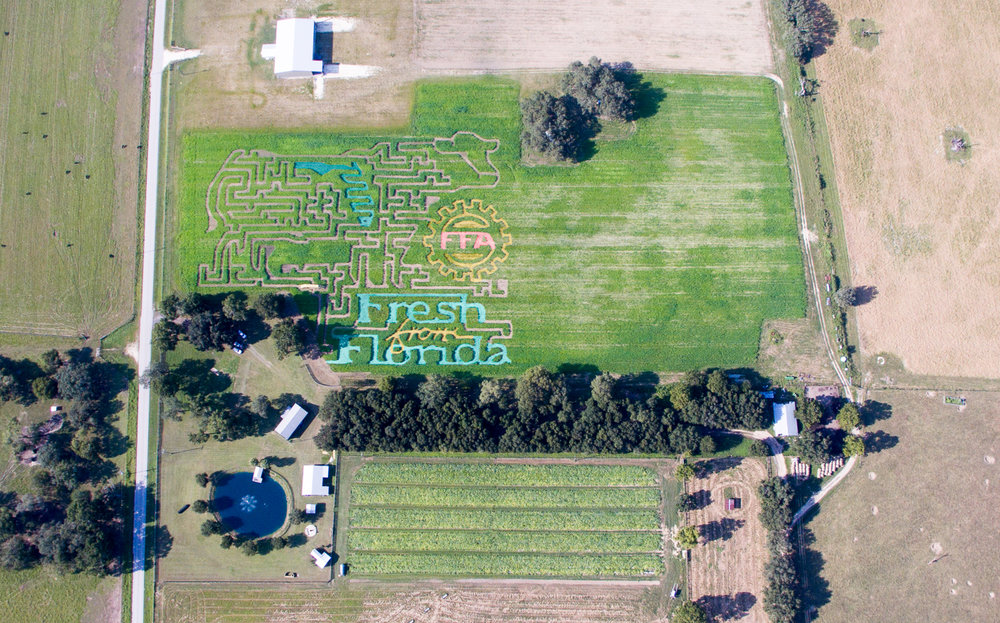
[232,342,245,354]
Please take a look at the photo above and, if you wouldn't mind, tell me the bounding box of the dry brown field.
[804,389,1000,621]
[169,0,774,129]
[686,458,768,623]
[815,0,1000,378]
[413,0,772,75]
[158,582,667,623]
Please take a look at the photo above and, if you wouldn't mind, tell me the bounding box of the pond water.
[213,471,287,538]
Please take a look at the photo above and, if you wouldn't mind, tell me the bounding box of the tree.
[674,463,695,482]
[797,398,824,429]
[271,536,288,550]
[781,0,838,64]
[520,91,586,162]
[159,293,181,318]
[515,366,568,421]
[290,509,308,525]
[32,376,57,400]
[152,321,181,352]
[758,477,795,531]
[220,534,236,549]
[677,493,697,513]
[252,292,284,319]
[40,349,61,375]
[249,395,271,419]
[271,319,305,359]
[705,369,729,395]
[179,292,205,316]
[208,471,225,486]
[676,525,699,549]
[186,312,231,351]
[833,285,857,308]
[787,430,831,465]
[221,292,248,321]
[843,434,865,457]
[201,520,224,536]
[560,57,635,121]
[699,435,716,455]
[240,539,260,556]
[192,500,209,513]
[0,537,39,571]
[55,361,100,401]
[195,472,209,487]
[672,601,708,623]
[837,402,861,432]
[748,439,770,457]
[70,427,102,461]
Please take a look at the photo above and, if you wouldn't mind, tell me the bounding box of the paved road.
[131,0,168,621]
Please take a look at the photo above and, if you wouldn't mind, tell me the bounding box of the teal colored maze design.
[295,161,375,226]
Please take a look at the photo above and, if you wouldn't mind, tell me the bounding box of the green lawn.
[341,461,667,578]
[0,0,140,338]
[172,74,803,373]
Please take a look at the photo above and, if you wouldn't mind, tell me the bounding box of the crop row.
[349,507,659,531]
[350,484,660,509]
[347,529,662,554]
[353,462,657,487]
[346,552,663,577]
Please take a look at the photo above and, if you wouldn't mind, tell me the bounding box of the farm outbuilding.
[310,548,332,568]
[301,464,331,496]
[274,403,308,440]
[260,18,324,78]
[773,402,799,437]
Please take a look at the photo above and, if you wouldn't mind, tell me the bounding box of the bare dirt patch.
[414,0,773,75]
[815,0,1000,378]
[686,458,768,622]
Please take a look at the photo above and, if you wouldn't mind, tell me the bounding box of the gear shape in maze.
[423,199,511,282]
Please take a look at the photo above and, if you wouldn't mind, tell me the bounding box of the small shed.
[311,548,332,568]
[302,464,331,496]
[252,466,264,483]
[725,498,741,511]
[305,503,317,515]
[773,402,799,437]
[338,563,348,577]
[274,403,308,440]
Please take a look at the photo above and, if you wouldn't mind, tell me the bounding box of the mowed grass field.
[341,462,668,578]
[172,74,804,373]
[0,1,143,338]
[804,390,1000,621]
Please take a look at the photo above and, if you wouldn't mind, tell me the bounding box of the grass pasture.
[0,0,144,339]
[172,73,804,374]
[341,460,671,578]
[804,390,1000,621]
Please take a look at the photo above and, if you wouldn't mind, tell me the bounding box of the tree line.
[758,477,801,622]
[0,349,129,574]
[521,57,637,162]
[315,367,771,455]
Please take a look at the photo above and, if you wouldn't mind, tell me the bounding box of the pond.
[213,471,287,538]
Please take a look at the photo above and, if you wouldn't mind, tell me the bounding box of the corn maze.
[197,131,514,367]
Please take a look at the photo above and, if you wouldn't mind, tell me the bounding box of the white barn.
[311,548,332,568]
[260,18,323,78]
[773,402,799,437]
[274,403,308,440]
[302,464,331,496]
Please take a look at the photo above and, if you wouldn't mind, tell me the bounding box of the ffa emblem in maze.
[424,199,511,281]
[198,132,513,366]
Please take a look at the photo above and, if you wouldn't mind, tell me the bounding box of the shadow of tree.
[697,592,757,621]
[692,489,712,511]
[853,285,878,305]
[699,517,745,543]
[865,430,899,453]
[859,400,892,426]
[806,0,839,60]
[798,525,832,614]
[695,457,742,478]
